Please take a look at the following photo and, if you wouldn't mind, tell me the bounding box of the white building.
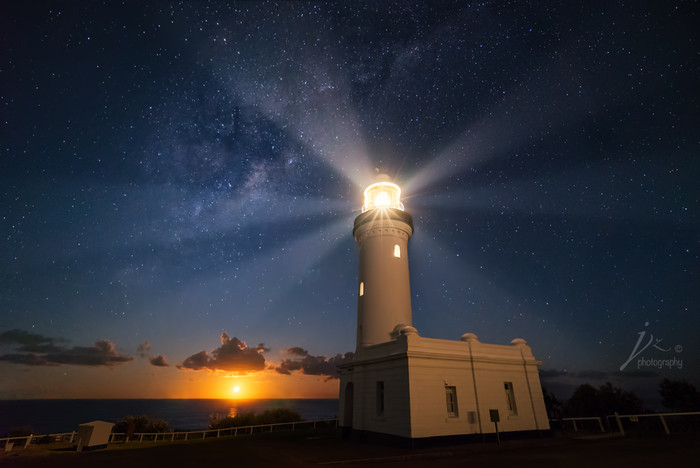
[338,176,550,444]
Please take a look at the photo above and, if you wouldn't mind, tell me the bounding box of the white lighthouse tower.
[354,176,414,348]
[339,176,550,444]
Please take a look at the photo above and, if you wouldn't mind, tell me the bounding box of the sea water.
[0,399,339,435]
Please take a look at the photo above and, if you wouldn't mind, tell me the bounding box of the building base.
[338,331,550,441]
[340,427,552,448]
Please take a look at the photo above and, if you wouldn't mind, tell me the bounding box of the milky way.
[0,2,697,402]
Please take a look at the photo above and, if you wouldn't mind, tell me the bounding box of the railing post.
[596,417,605,432]
[614,412,625,437]
[171,433,175,442]
[571,419,578,432]
[659,415,670,435]
[24,435,33,449]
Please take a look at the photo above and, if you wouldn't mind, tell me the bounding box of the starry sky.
[1,2,697,404]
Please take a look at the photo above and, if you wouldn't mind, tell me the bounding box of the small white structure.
[339,176,550,444]
[76,420,114,451]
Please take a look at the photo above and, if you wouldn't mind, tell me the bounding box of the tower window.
[359,282,364,296]
[376,381,385,416]
[445,386,459,417]
[394,244,401,258]
[505,382,518,416]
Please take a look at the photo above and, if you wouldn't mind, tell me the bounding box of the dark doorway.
[342,382,354,438]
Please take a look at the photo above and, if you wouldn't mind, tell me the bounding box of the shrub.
[112,415,170,434]
[209,408,302,430]
[257,408,302,425]
[209,412,257,430]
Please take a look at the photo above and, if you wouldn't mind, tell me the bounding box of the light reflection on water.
[209,405,239,422]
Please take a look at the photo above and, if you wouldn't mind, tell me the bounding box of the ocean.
[0,399,340,436]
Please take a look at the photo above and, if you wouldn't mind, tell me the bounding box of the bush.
[257,408,302,425]
[112,415,170,434]
[209,408,302,430]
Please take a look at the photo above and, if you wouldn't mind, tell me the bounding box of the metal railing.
[1,418,338,453]
[607,411,700,436]
[550,416,605,433]
[549,411,700,436]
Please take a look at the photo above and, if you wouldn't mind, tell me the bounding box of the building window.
[505,382,518,416]
[394,244,401,258]
[359,281,364,296]
[376,381,385,416]
[445,385,459,417]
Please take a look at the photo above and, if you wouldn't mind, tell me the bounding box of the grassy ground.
[1,429,698,467]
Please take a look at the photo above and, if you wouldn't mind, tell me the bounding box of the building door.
[342,382,354,438]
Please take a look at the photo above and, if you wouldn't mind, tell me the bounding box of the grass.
[1,428,698,467]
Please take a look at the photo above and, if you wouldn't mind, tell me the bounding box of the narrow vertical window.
[445,385,459,417]
[505,382,517,416]
[376,381,385,416]
[394,244,401,258]
[359,282,364,296]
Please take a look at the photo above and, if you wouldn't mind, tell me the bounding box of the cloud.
[575,370,610,380]
[0,353,54,366]
[149,355,169,367]
[138,342,151,358]
[178,333,268,372]
[0,329,65,353]
[275,347,353,379]
[285,346,308,356]
[574,369,657,380]
[541,368,659,381]
[539,367,662,404]
[44,340,133,366]
[0,329,132,367]
[539,368,568,378]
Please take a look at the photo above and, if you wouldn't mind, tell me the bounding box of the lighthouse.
[354,176,414,348]
[338,176,550,444]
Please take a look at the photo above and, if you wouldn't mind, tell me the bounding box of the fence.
[551,416,606,433]
[549,411,700,436]
[1,418,338,453]
[607,411,700,436]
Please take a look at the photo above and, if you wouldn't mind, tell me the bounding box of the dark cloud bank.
[177,333,352,378]
[1,329,352,378]
[276,347,353,380]
[0,329,132,367]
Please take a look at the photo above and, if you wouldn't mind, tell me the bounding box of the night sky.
[1,2,697,404]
